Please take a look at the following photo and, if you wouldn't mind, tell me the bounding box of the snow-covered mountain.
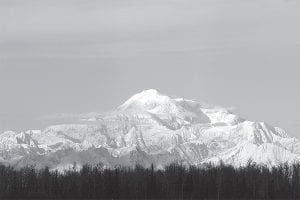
[1,89,300,170]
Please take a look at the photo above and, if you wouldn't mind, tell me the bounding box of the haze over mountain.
[0,89,299,170]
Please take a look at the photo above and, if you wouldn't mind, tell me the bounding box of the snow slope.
[0,89,299,170]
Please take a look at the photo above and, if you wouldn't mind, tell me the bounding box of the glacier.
[1,89,300,170]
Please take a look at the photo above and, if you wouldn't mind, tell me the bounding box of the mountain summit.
[119,89,212,127]
[119,89,168,109]
[119,89,177,113]
[1,90,300,170]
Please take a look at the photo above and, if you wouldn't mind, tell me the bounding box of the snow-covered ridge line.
[0,89,299,170]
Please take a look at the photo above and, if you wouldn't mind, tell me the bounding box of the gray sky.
[0,0,300,138]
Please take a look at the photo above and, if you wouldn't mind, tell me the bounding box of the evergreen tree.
[0,162,300,199]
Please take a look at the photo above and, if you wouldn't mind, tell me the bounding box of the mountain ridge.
[0,89,299,170]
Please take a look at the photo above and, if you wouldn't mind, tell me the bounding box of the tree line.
[0,162,300,199]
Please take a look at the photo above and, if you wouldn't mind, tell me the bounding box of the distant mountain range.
[1,89,300,170]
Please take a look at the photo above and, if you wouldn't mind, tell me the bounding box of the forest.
[0,162,300,199]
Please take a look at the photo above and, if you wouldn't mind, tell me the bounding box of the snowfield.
[1,89,300,170]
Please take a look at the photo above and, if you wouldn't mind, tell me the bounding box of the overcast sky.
[1,0,300,138]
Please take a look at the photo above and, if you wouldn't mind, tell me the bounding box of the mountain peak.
[118,89,172,111]
[132,89,163,100]
[139,89,160,95]
[117,90,213,125]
